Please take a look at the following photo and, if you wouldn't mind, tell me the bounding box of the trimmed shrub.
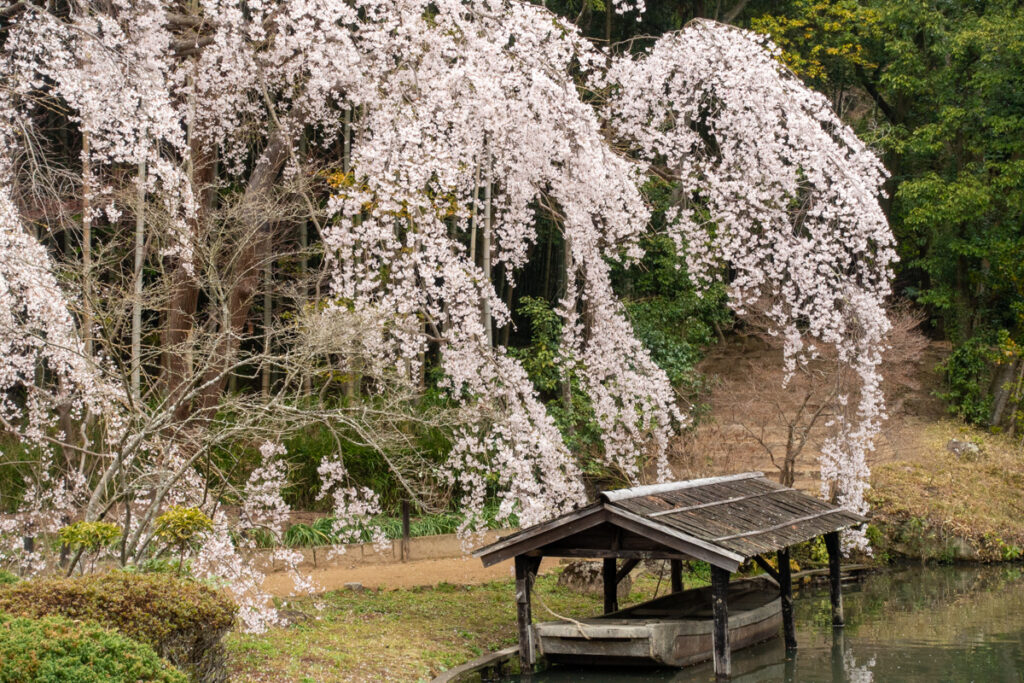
[0,572,236,683]
[0,612,186,683]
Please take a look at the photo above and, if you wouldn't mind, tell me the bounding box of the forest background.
[0,0,1021,568]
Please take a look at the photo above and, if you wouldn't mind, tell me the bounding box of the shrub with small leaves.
[0,569,18,585]
[0,571,236,683]
[0,612,186,683]
[59,521,122,575]
[154,506,213,575]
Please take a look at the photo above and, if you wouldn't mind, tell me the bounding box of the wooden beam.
[603,558,617,614]
[670,559,683,593]
[777,547,796,650]
[713,509,849,542]
[514,555,541,674]
[824,531,845,627]
[616,558,640,584]
[711,565,731,679]
[752,555,780,584]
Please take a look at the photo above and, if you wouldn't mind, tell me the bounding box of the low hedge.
[0,572,236,683]
[0,612,186,682]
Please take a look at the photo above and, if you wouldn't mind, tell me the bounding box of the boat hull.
[536,577,781,668]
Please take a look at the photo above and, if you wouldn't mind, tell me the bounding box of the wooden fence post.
[401,500,411,562]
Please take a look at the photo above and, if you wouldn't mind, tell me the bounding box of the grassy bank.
[227,568,704,682]
[869,419,1024,562]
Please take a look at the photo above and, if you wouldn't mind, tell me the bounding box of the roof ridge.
[599,472,765,503]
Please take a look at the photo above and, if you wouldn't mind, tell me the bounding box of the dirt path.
[262,555,558,595]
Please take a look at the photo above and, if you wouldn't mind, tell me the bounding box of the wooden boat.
[535,576,781,668]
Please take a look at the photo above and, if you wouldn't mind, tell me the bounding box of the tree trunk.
[131,153,146,403]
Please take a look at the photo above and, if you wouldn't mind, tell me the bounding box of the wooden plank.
[712,509,853,543]
[607,506,743,571]
[599,472,765,503]
[475,506,608,566]
[778,548,796,650]
[711,565,731,679]
[648,488,789,517]
[825,531,845,627]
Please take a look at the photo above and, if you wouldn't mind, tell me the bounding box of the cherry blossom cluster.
[603,20,896,522]
[0,0,896,593]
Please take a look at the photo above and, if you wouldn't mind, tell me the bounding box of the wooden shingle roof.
[474,472,866,572]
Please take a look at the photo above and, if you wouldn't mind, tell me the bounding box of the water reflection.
[512,565,1024,682]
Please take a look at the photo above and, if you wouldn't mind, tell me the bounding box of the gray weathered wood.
[777,547,796,650]
[475,505,607,566]
[607,506,744,571]
[599,472,765,502]
[711,565,731,679]
[825,530,845,627]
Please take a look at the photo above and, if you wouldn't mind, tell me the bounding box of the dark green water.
[515,565,1024,682]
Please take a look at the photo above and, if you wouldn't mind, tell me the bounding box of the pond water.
[512,564,1024,682]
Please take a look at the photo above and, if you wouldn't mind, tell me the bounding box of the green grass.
[227,565,709,682]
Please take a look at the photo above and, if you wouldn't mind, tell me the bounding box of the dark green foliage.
[0,570,18,585]
[938,333,999,424]
[754,0,1024,420]
[0,572,236,683]
[0,612,186,683]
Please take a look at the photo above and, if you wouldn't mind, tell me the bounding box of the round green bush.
[0,612,186,683]
[0,572,236,683]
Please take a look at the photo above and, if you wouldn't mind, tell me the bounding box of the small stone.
[344,582,365,592]
[946,438,982,460]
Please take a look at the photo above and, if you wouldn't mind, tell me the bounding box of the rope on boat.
[533,588,593,640]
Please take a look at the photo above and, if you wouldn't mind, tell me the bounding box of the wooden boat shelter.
[473,472,866,679]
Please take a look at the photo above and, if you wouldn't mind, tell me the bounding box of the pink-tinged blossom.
[604,20,895,529]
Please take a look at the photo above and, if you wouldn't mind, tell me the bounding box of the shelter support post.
[824,531,845,627]
[711,565,731,679]
[670,559,683,593]
[515,555,541,674]
[778,547,796,650]
[603,558,617,614]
